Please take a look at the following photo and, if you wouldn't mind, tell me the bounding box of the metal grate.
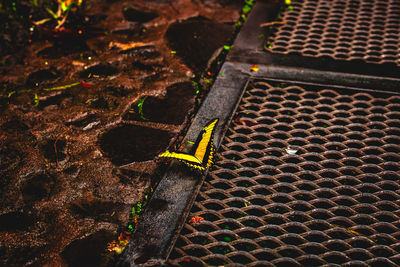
[168,81,400,266]
[267,0,400,66]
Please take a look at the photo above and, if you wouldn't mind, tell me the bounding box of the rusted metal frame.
[118,63,251,266]
[231,62,400,96]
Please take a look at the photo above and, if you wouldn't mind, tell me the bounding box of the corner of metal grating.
[228,0,400,93]
[117,63,251,267]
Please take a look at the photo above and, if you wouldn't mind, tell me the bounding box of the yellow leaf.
[250,65,259,72]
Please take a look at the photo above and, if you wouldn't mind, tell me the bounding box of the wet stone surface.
[0,0,240,265]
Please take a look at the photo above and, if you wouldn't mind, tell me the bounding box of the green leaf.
[62,3,73,13]
[242,5,251,13]
[245,0,254,6]
[137,96,148,120]
[46,7,59,19]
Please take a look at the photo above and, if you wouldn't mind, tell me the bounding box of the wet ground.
[0,0,242,265]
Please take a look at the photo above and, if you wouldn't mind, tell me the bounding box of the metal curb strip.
[117,63,249,267]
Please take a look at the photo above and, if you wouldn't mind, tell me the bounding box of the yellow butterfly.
[158,118,219,171]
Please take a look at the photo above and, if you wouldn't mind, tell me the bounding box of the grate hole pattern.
[267,0,400,66]
[168,81,400,266]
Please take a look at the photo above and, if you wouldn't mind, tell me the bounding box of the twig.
[55,10,70,29]
[260,21,284,27]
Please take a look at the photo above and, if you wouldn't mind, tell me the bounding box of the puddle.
[123,82,196,124]
[69,196,129,224]
[37,40,90,59]
[41,139,67,163]
[79,63,119,78]
[21,173,57,203]
[26,68,61,86]
[165,17,234,74]
[99,124,174,165]
[122,7,158,23]
[0,211,35,232]
[61,229,115,267]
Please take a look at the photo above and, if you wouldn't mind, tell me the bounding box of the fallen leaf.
[80,81,93,88]
[106,232,131,254]
[189,216,204,225]
[234,116,258,126]
[250,64,259,72]
[72,60,85,67]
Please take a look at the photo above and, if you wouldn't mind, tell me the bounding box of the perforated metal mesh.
[168,81,400,266]
[266,0,400,65]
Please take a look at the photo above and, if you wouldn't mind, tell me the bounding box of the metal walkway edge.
[119,0,400,266]
[117,62,249,266]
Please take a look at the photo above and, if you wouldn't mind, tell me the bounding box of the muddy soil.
[0,0,241,265]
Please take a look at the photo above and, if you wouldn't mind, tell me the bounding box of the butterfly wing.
[193,118,219,169]
[158,151,205,171]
